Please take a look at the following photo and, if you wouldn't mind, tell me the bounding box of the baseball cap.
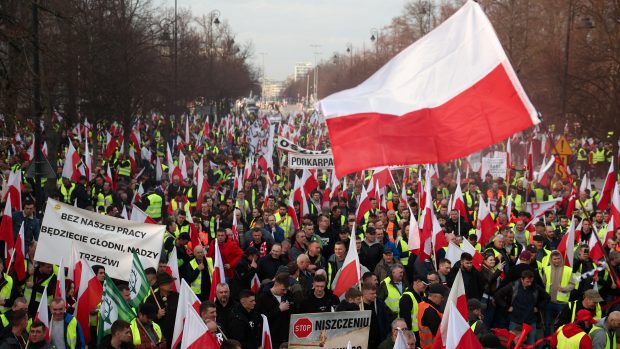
[575,309,597,324]
[584,289,604,302]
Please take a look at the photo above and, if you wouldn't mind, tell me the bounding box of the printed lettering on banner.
[35,198,165,280]
[481,154,507,179]
[287,311,371,349]
[288,153,334,169]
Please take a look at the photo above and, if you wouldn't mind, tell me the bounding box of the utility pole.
[32,0,44,216]
[310,44,321,100]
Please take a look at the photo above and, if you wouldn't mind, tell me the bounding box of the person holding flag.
[130,303,166,349]
[144,273,178,349]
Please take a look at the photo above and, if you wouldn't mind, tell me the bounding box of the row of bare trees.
[0,0,260,135]
[282,0,619,141]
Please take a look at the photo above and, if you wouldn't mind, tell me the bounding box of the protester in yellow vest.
[130,303,166,348]
[543,250,576,340]
[50,297,85,349]
[550,309,595,349]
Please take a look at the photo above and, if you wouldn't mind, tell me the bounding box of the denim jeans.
[509,321,537,346]
[544,302,567,337]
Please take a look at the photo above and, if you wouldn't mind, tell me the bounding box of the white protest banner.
[288,311,371,349]
[35,198,165,280]
[289,153,334,169]
[481,154,507,179]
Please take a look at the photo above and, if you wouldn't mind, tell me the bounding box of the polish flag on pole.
[452,171,469,222]
[287,195,300,232]
[329,170,341,199]
[208,241,226,302]
[130,205,158,224]
[0,194,14,260]
[180,304,219,349]
[433,270,479,349]
[165,248,181,292]
[588,230,605,262]
[444,302,483,349]
[558,219,576,267]
[262,183,270,209]
[355,185,372,224]
[74,258,103,344]
[332,228,361,298]
[10,222,26,280]
[407,209,421,253]
[4,170,21,211]
[597,160,615,210]
[477,195,496,246]
[35,285,50,334]
[54,257,66,303]
[261,314,273,349]
[172,279,201,349]
[319,1,539,176]
[62,140,82,182]
[84,134,92,180]
[195,159,210,210]
[610,183,620,232]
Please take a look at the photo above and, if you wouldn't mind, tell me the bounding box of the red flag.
[208,241,226,302]
[186,213,201,249]
[165,248,181,292]
[172,279,202,349]
[180,304,219,349]
[610,183,620,229]
[462,239,483,271]
[262,183,270,210]
[302,169,319,195]
[477,196,495,247]
[588,230,605,262]
[371,167,392,189]
[419,178,434,260]
[445,302,483,349]
[0,194,15,259]
[195,159,210,210]
[319,1,538,176]
[104,132,118,159]
[261,314,273,349]
[104,164,114,190]
[355,185,372,224]
[74,259,103,344]
[130,205,158,224]
[597,160,615,210]
[231,210,239,242]
[130,129,141,154]
[332,230,361,298]
[329,170,341,199]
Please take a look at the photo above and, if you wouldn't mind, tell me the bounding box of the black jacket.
[231,257,257,300]
[447,263,484,300]
[360,240,383,272]
[182,258,211,300]
[301,289,340,313]
[256,255,287,281]
[226,303,261,349]
[255,291,292,349]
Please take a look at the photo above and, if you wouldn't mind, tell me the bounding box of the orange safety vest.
[386,222,396,243]
[417,302,442,349]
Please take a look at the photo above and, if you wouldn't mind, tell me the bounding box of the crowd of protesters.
[0,108,617,349]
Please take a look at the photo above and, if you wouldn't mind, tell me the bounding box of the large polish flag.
[319,0,538,176]
[172,280,202,349]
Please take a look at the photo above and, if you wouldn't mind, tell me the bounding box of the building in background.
[294,62,313,82]
[263,79,285,101]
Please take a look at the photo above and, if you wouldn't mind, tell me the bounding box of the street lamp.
[370,28,379,55]
[210,10,221,26]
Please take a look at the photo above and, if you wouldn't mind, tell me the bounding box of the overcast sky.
[161,0,408,81]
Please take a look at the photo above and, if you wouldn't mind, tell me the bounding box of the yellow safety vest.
[60,183,76,204]
[25,272,55,305]
[130,318,163,345]
[589,324,616,349]
[0,274,13,313]
[189,258,214,295]
[555,325,587,349]
[382,276,403,314]
[401,291,420,331]
[568,301,602,322]
[593,149,606,164]
[543,265,573,303]
[118,161,131,177]
[66,315,80,349]
[145,194,163,219]
[97,192,114,211]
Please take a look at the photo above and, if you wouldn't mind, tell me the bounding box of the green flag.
[129,252,150,309]
[98,274,136,343]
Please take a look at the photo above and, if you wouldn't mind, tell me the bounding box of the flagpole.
[6,247,16,274]
[135,317,158,345]
[149,287,163,310]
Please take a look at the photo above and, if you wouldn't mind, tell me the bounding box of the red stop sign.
[293,318,313,338]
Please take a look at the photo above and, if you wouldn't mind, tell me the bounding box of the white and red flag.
[62,140,81,182]
[558,219,576,267]
[433,270,482,349]
[180,304,219,349]
[354,184,372,224]
[9,221,26,280]
[452,171,468,222]
[0,194,14,260]
[130,205,158,224]
[208,241,226,302]
[35,285,50,335]
[287,195,300,232]
[477,195,495,247]
[165,248,181,292]
[597,160,615,210]
[250,273,261,293]
[74,258,103,344]
[332,228,361,298]
[54,257,66,303]
[4,170,21,211]
[319,1,538,176]
[172,279,201,349]
[261,314,273,349]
